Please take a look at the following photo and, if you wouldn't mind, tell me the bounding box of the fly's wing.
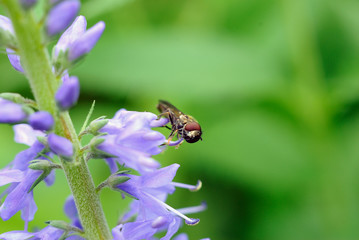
[157,100,183,118]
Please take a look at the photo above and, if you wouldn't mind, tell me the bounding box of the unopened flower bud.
[45,220,83,233]
[0,15,16,48]
[28,159,52,171]
[55,76,80,111]
[48,133,74,159]
[29,111,54,131]
[0,98,28,124]
[87,117,108,135]
[107,174,131,190]
[0,92,26,104]
[46,0,80,36]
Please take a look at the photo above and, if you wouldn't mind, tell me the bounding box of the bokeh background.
[1,0,359,239]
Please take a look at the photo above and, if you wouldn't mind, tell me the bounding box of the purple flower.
[95,109,166,173]
[0,98,28,124]
[0,125,55,224]
[111,164,204,239]
[28,111,54,131]
[20,0,38,9]
[46,0,80,36]
[0,169,41,221]
[53,15,105,62]
[11,124,55,185]
[55,75,80,110]
[48,133,74,158]
[113,201,206,240]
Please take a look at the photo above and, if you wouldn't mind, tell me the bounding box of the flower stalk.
[2,0,111,239]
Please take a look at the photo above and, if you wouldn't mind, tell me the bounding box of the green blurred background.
[1,0,359,239]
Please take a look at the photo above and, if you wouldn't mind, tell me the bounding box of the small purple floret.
[55,76,80,110]
[46,0,80,36]
[28,111,54,131]
[68,21,105,61]
[0,98,27,124]
[48,133,73,158]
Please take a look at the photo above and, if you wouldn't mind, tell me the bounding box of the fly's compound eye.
[184,122,201,131]
[184,122,202,143]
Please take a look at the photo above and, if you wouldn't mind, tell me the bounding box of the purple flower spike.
[68,21,105,61]
[48,133,74,158]
[20,0,38,9]
[0,98,28,124]
[46,0,80,36]
[55,76,80,110]
[29,111,54,131]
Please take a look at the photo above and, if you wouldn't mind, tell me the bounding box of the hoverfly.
[157,100,202,143]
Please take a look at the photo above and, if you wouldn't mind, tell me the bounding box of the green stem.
[2,1,111,239]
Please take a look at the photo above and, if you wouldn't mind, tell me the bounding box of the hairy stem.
[2,1,111,239]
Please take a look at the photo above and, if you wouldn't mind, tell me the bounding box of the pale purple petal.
[173,233,189,240]
[161,218,181,240]
[13,124,45,146]
[0,170,41,220]
[0,15,14,33]
[68,21,105,61]
[21,192,37,222]
[44,169,55,186]
[54,15,87,57]
[112,221,157,240]
[46,0,80,36]
[0,231,33,240]
[13,140,45,171]
[34,226,64,239]
[6,49,24,73]
[0,169,24,186]
[142,164,179,189]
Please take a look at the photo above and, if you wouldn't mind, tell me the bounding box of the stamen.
[144,192,200,225]
[172,180,202,192]
[177,201,207,215]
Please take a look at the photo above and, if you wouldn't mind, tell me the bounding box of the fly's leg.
[167,129,178,144]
